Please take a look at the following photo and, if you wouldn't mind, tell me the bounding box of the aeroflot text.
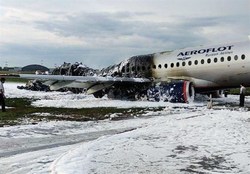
[177,45,234,57]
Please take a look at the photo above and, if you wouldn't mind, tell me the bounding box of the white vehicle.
[20,40,250,103]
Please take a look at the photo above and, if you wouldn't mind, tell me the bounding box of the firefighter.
[239,83,246,107]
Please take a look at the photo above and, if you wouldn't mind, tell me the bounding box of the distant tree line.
[0,67,16,71]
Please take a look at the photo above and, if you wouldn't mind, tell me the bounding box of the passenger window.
[221,57,224,62]
[241,54,245,60]
[122,67,125,73]
[158,64,162,69]
[188,61,192,66]
[227,56,231,61]
[214,57,218,63]
[142,66,146,71]
[132,66,135,71]
[182,61,186,66]
[194,60,198,65]
[176,62,180,67]
[137,66,141,71]
[153,65,156,69]
[171,63,174,68]
[201,59,205,64]
[164,64,168,68]
[207,58,211,64]
[234,55,238,61]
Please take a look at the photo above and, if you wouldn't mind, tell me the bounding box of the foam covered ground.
[0,82,249,174]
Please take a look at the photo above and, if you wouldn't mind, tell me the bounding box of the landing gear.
[93,90,105,98]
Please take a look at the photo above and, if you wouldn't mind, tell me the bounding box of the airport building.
[21,64,50,73]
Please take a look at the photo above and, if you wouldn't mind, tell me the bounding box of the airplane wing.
[19,74,151,94]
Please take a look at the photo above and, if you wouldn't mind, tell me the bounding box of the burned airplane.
[19,40,250,103]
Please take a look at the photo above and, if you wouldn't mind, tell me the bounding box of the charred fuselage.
[95,54,155,100]
[99,54,154,78]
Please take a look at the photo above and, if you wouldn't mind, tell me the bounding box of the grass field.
[227,88,250,95]
[0,97,164,127]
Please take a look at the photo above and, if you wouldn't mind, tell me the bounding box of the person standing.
[0,77,6,112]
[239,83,246,107]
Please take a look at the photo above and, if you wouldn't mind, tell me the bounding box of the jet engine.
[164,81,195,103]
[147,81,195,103]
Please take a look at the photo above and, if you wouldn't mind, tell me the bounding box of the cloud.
[35,12,143,38]
[0,0,249,68]
[34,12,211,48]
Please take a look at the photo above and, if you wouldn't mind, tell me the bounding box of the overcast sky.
[0,0,249,68]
